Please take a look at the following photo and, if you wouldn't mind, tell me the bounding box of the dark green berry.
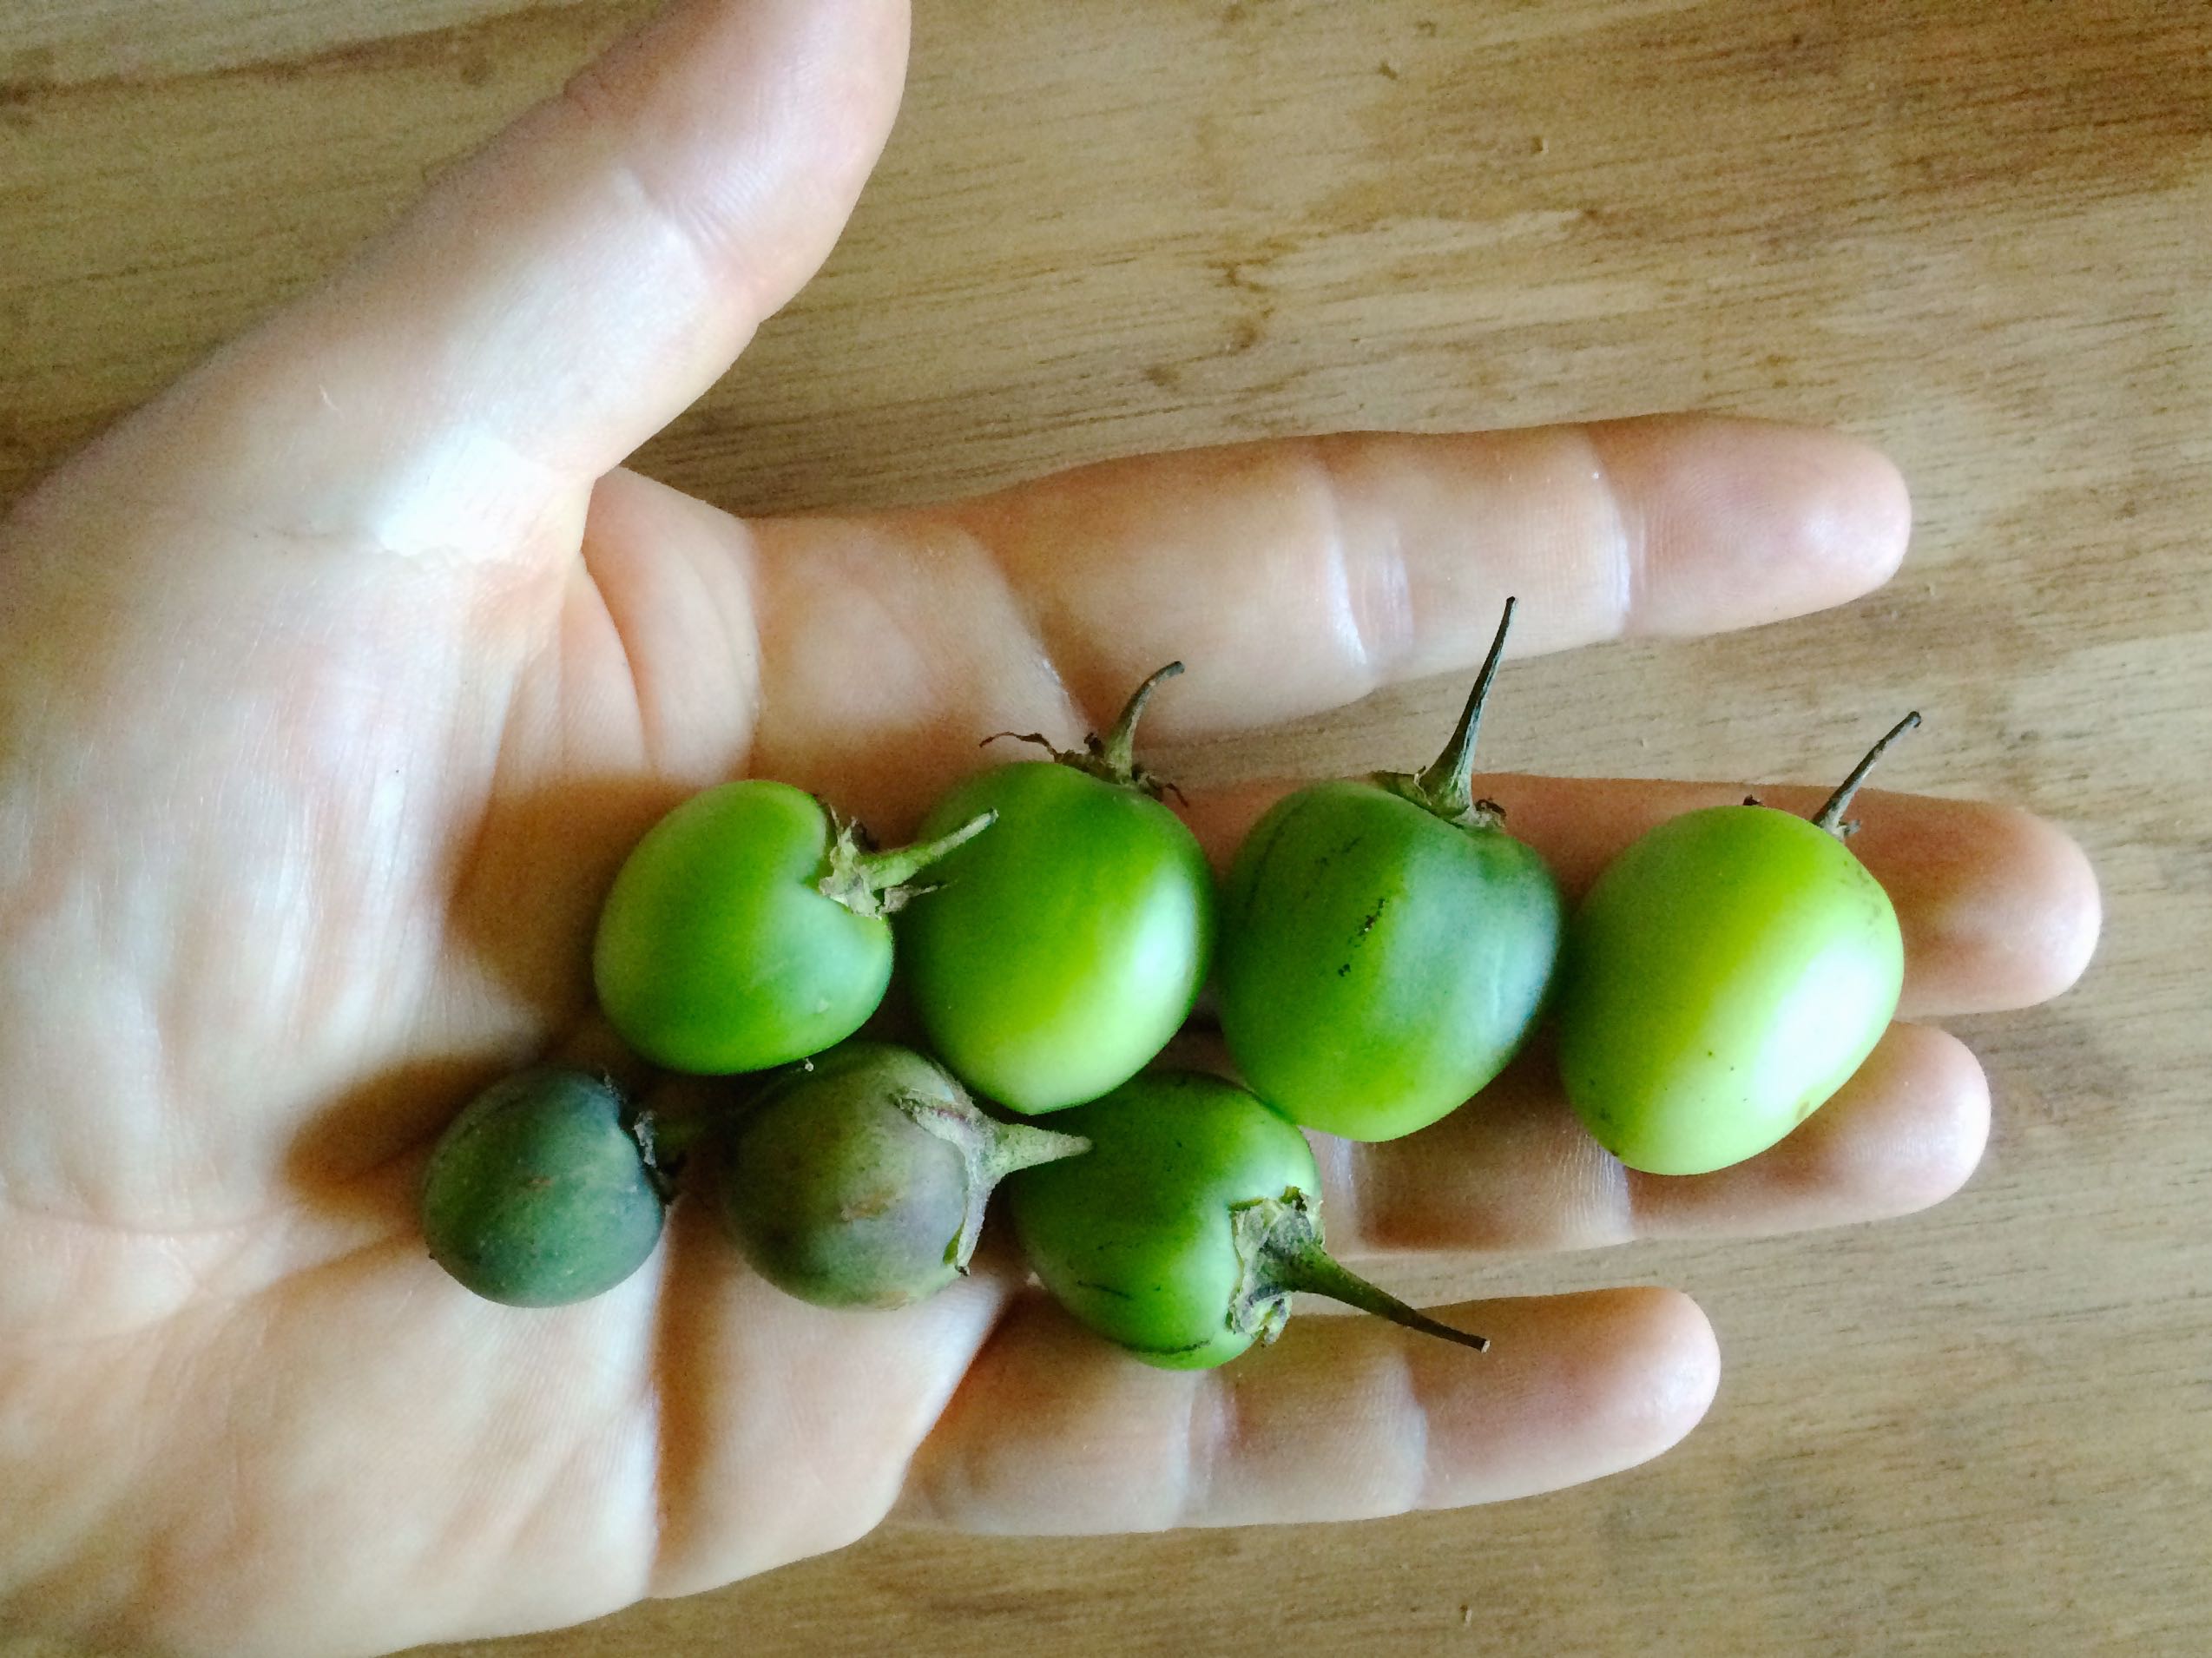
[717,1041,1087,1310]
[420,1065,668,1307]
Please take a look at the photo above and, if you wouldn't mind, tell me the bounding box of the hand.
[0,3,2098,1655]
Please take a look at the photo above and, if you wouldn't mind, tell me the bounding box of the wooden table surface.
[3,2,2207,1655]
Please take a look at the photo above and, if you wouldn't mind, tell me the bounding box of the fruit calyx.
[625,1114,678,1203]
[982,661,1188,800]
[1228,1188,1490,1352]
[1809,711,1922,839]
[816,808,997,918]
[626,1099,723,1201]
[891,1088,1090,1272]
[615,1084,687,1204]
[1372,597,1517,831]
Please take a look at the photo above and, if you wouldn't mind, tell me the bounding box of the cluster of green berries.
[422,601,1915,1369]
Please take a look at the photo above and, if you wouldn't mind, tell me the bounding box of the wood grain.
[2,0,2206,1654]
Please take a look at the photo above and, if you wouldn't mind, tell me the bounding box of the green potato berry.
[593,779,991,1075]
[716,1041,1087,1310]
[898,667,1215,1113]
[420,1065,667,1307]
[1007,1070,1489,1369]
[1219,601,1564,1141]
[1555,714,1919,1175]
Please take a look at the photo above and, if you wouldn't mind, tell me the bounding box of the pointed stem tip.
[1273,1243,1491,1353]
[894,1089,1088,1273]
[821,809,997,916]
[1232,1190,1489,1354]
[1412,596,1517,824]
[979,1120,1092,1183]
[854,808,997,891]
[1811,711,1921,836]
[1099,661,1184,780]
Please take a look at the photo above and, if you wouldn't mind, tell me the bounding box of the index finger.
[932,413,1912,736]
[747,415,1912,818]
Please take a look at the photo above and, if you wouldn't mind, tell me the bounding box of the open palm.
[0,4,2098,1655]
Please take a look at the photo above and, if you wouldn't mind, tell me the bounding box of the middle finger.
[1305,1021,1990,1262]
[1182,773,2100,1020]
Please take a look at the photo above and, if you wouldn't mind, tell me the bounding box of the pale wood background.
[3,1,2207,1655]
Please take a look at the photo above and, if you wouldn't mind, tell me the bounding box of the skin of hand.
[0,3,2100,1655]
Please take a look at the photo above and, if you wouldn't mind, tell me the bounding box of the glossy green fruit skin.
[420,1067,664,1307]
[594,780,892,1075]
[1217,780,1564,1141]
[1008,1071,1317,1369]
[718,1042,971,1310]
[899,762,1215,1113]
[1555,805,1905,1176]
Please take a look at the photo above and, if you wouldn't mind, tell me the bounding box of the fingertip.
[555,0,911,323]
[1562,1286,1721,1470]
[1992,808,2103,1003]
[1627,1023,1991,1239]
[1886,800,2104,1014]
[1821,431,1914,593]
[1909,1024,1994,1207]
[1606,417,1912,635]
[1409,1287,1719,1509]
[1803,1023,1991,1217]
